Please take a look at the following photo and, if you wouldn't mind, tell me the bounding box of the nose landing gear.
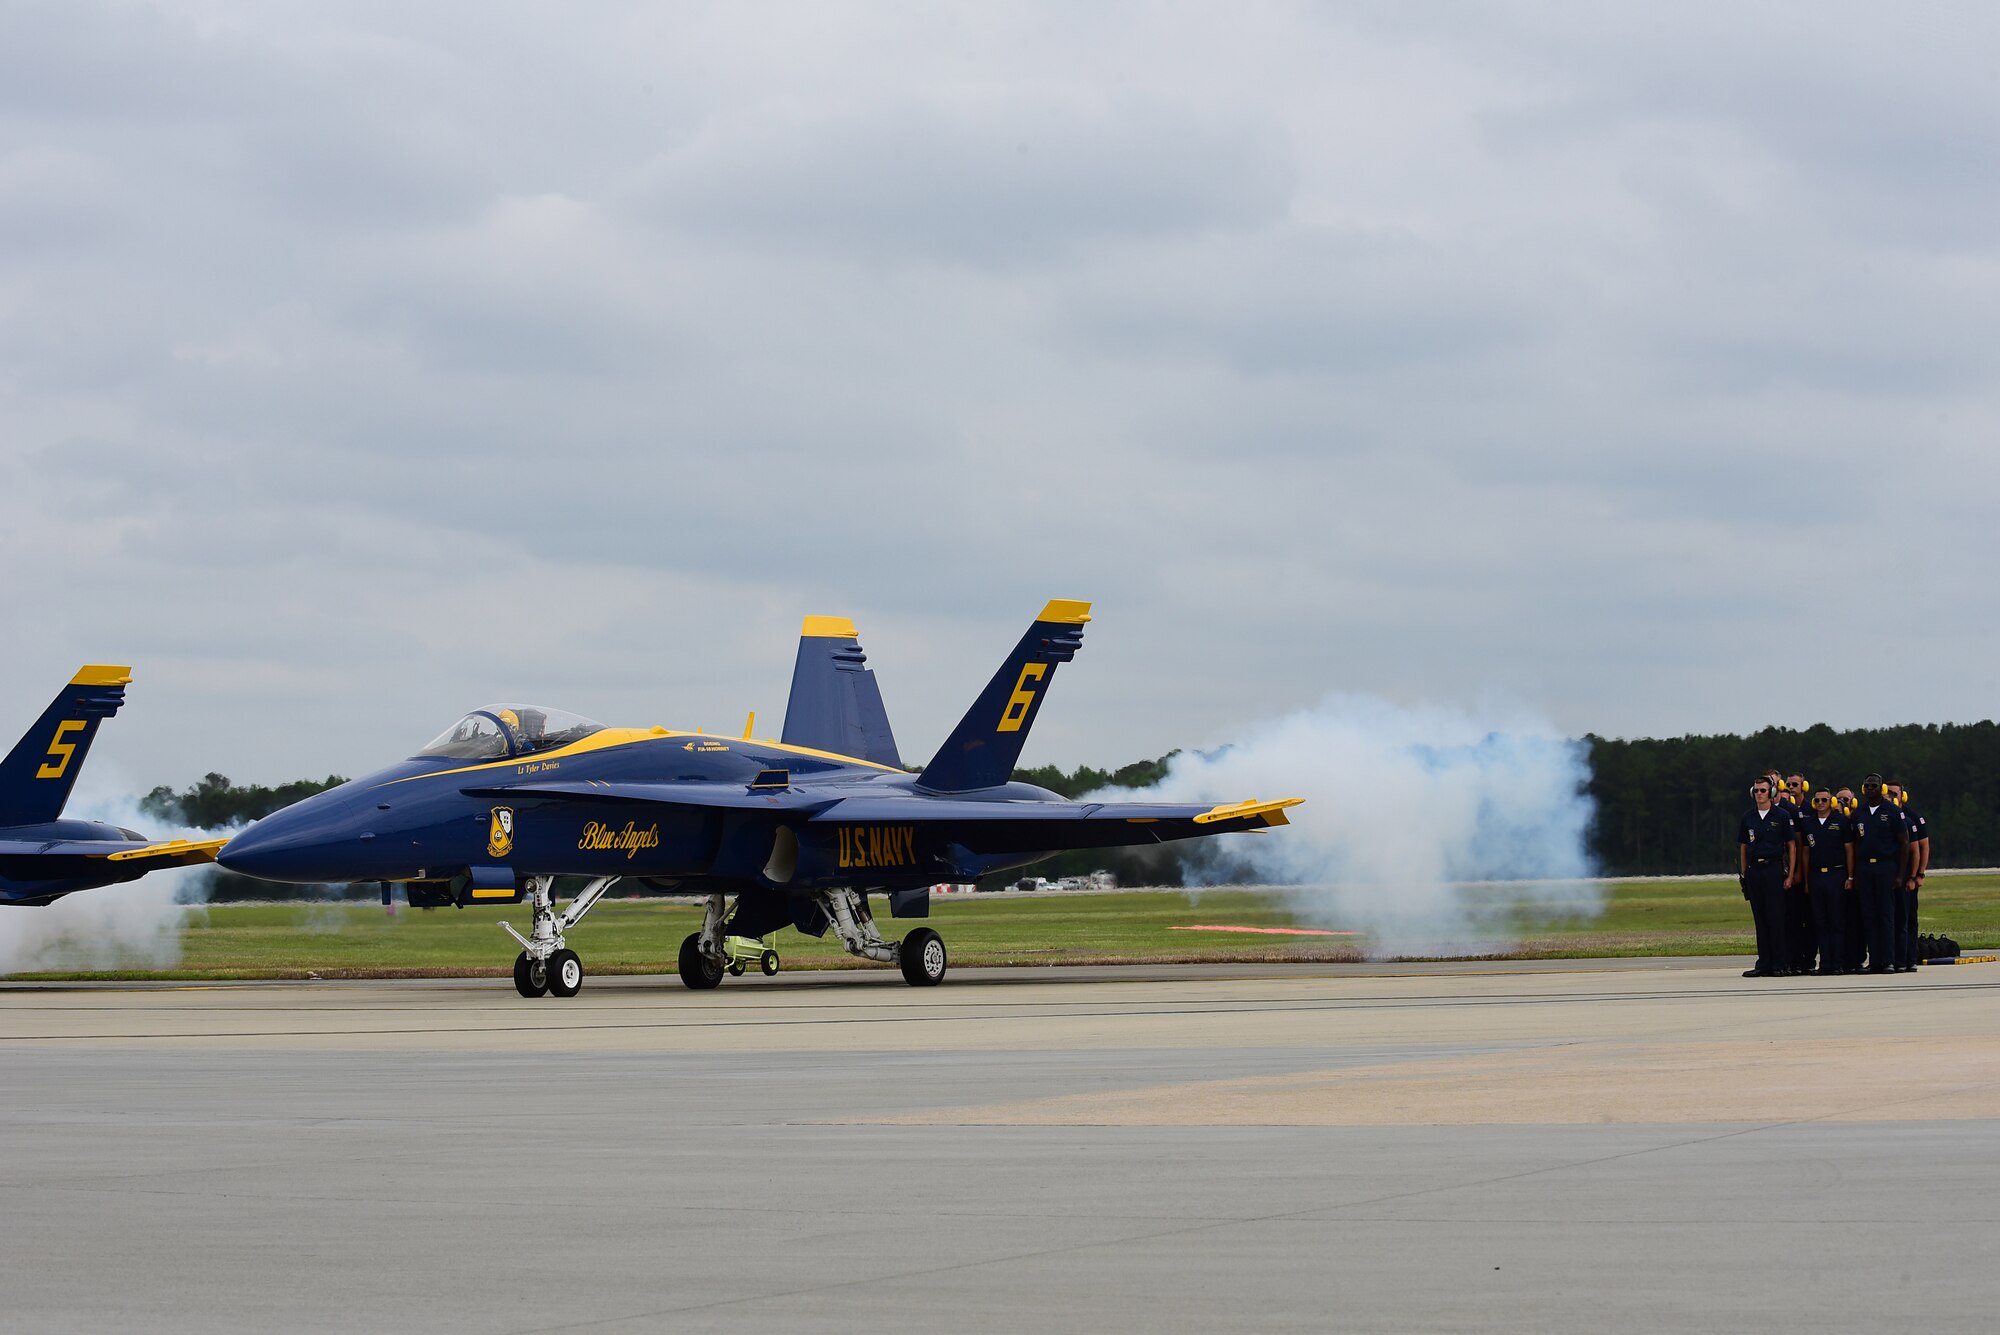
[502,875,614,999]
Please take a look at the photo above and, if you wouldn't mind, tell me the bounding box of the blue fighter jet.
[0,666,226,906]
[219,602,1301,996]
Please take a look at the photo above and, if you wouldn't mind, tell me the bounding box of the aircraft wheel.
[899,928,947,987]
[549,949,583,998]
[678,933,724,990]
[513,951,549,998]
[760,950,780,977]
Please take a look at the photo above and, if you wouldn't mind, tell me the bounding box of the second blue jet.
[219,601,1301,996]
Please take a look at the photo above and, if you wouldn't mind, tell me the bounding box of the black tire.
[548,949,583,998]
[728,961,745,977]
[513,951,549,998]
[760,950,780,977]
[678,932,723,990]
[899,928,947,986]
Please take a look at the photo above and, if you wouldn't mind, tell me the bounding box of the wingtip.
[1192,797,1305,827]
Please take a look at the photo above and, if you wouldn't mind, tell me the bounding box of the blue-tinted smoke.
[1103,693,1601,957]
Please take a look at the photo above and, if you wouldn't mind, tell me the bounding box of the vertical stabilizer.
[780,618,903,768]
[916,601,1090,793]
[0,666,131,825]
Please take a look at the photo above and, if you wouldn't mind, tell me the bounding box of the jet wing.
[459,780,842,814]
[805,796,1301,854]
[0,836,228,866]
[96,837,229,867]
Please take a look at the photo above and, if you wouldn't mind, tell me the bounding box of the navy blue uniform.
[1799,811,1854,972]
[1896,804,1927,968]
[1739,805,1795,974]
[1780,797,1815,971]
[1851,802,1907,971]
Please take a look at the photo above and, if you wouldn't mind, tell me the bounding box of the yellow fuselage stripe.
[381,727,900,788]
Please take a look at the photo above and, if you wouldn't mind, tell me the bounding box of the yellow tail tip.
[800,615,858,638]
[1037,600,1093,625]
[71,665,133,687]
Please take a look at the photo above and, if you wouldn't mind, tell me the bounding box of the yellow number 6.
[997,664,1045,733]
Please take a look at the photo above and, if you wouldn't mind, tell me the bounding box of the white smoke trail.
[0,779,227,977]
[1103,694,1601,958]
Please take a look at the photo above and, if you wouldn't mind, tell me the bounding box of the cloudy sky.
[2,1,1995,791]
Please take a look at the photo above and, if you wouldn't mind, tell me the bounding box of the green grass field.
[12,874,1998,981]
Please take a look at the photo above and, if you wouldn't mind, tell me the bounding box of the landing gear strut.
[817,887,950,986]
[502,875,615,999]
[676,894,729,991]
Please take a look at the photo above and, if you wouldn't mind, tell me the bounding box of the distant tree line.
[142,772,349,830]
[1585,722,2000,875]
[142,772,350,901]
[1007,753,1186,886]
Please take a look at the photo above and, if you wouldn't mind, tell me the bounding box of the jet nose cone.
[218,794,360,882]
[216,820,290,879]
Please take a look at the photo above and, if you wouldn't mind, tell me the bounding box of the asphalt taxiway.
[4,959,1997,1332]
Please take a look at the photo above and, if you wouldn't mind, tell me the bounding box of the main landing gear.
[820,886,948,987]
[677,893,729,990]
[503,875,615,999]
[670,888,949,989]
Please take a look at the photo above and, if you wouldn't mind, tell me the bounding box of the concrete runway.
[4,958,1998,1332]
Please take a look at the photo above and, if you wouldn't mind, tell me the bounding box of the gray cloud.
[629,92,1295,266]
[0,2,1993,794]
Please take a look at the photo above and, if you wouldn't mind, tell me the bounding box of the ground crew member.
[1800,789,1855,974]
[1781,774,1814,971]
[1738,778,1798,977]
[1850,774,1909,973]
[1886,781,1929,969]
[1830,785,1867,970]
[1828,783,1864,969]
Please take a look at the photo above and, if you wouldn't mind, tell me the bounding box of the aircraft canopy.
[417,706,605,761]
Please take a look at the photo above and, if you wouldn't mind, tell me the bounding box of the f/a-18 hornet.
[219,602,1301,996]
[1,666,226,906]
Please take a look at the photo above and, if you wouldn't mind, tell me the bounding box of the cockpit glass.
[500,705,605,755]
[417,712,510,760]
[415,706,605,761]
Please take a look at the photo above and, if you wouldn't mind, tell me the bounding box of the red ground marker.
[1169,925,1357,937]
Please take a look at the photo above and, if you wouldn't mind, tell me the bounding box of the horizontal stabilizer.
[781,617,903,768]
[0,666,132,826]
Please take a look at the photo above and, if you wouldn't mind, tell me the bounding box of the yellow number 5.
[37,721,84,779]
[997,664,1045,732]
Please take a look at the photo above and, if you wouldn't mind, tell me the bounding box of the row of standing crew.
[1737,772,1931,978]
